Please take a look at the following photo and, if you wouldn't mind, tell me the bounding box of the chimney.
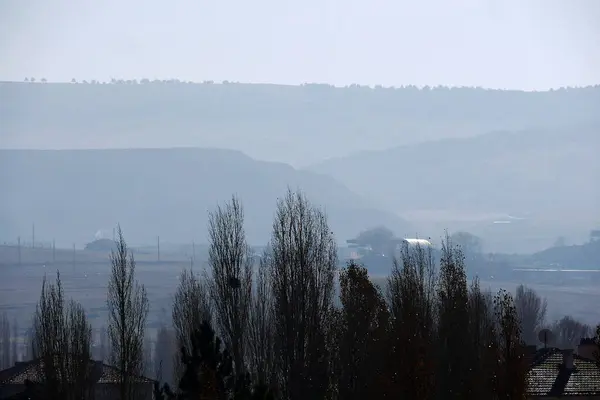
[577,338,598,360]
[562,349,574,369]
[524,345,537,365]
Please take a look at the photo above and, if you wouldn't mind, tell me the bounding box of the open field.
[1,257,598,345]
[0,244,193,266]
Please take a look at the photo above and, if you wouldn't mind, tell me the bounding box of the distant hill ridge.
[0,147,414,247]
[308,125,600,253]
[2,81,599,165]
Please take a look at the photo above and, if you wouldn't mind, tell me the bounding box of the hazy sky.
[1,0,599,90]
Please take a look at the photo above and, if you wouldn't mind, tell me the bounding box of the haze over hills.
[0,148,414,248]
[1,82,600,166]
[308,125,600,253]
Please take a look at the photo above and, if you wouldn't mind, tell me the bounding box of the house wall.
[0,384,26,399]
[94,383,154,400]
[578,343,599,360]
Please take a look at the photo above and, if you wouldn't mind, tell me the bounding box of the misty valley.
[1,81,599,399]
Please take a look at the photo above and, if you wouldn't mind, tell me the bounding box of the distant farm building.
[402,238,433,248]
[84,239,117,252]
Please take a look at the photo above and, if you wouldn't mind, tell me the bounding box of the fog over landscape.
[1,0,599,399]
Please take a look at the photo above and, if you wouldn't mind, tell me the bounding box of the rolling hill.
[308,125,600,253]
[0,148,414,247]
[1,82,599,166]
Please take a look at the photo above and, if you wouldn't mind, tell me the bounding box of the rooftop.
[527,347,600,397]
[0,358,155,386]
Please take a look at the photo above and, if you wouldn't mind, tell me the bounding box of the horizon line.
[1,79,599,93]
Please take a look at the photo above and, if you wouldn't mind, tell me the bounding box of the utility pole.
[17,236,21,267]
[192,241,195,265]
[157,236,160,262]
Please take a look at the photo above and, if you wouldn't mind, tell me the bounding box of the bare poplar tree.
[514,284,547,345]
[107,227,149,400]
[65,300,94,398]
[172,268,211,385]
[266,189,337,400]
[467,278,499,399]
[437,238,471,399]
[247,252,276,388]
[33,272,93,400]
[207,195,253,378]
[387,241,437,399]
[494,289,528,398]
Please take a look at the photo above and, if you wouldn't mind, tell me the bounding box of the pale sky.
[0,0,599,90]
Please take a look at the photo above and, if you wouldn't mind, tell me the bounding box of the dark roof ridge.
[530,347,560,368]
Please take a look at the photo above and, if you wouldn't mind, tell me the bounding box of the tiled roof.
[0,358,155,386]
[527,347,600,397]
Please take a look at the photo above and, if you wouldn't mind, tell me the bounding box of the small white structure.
[402,238,433,248]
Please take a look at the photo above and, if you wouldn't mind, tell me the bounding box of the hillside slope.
[1,82,599,165]
[308,126,600,252]
[0,148,414,246]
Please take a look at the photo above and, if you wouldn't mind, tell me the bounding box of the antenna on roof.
[538,328,554,349]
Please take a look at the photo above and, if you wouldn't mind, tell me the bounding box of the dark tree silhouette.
[172,268,211,385]
[207,195,253,380]
[514,284,547,345]
[334,260,390,399]
[436,238,471,399]
[552,315,592,349]
[32,272,93,400]
[266,189,337,400]
[494,289,528,399]
[158,320,274,400]
[387,242,437,399]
